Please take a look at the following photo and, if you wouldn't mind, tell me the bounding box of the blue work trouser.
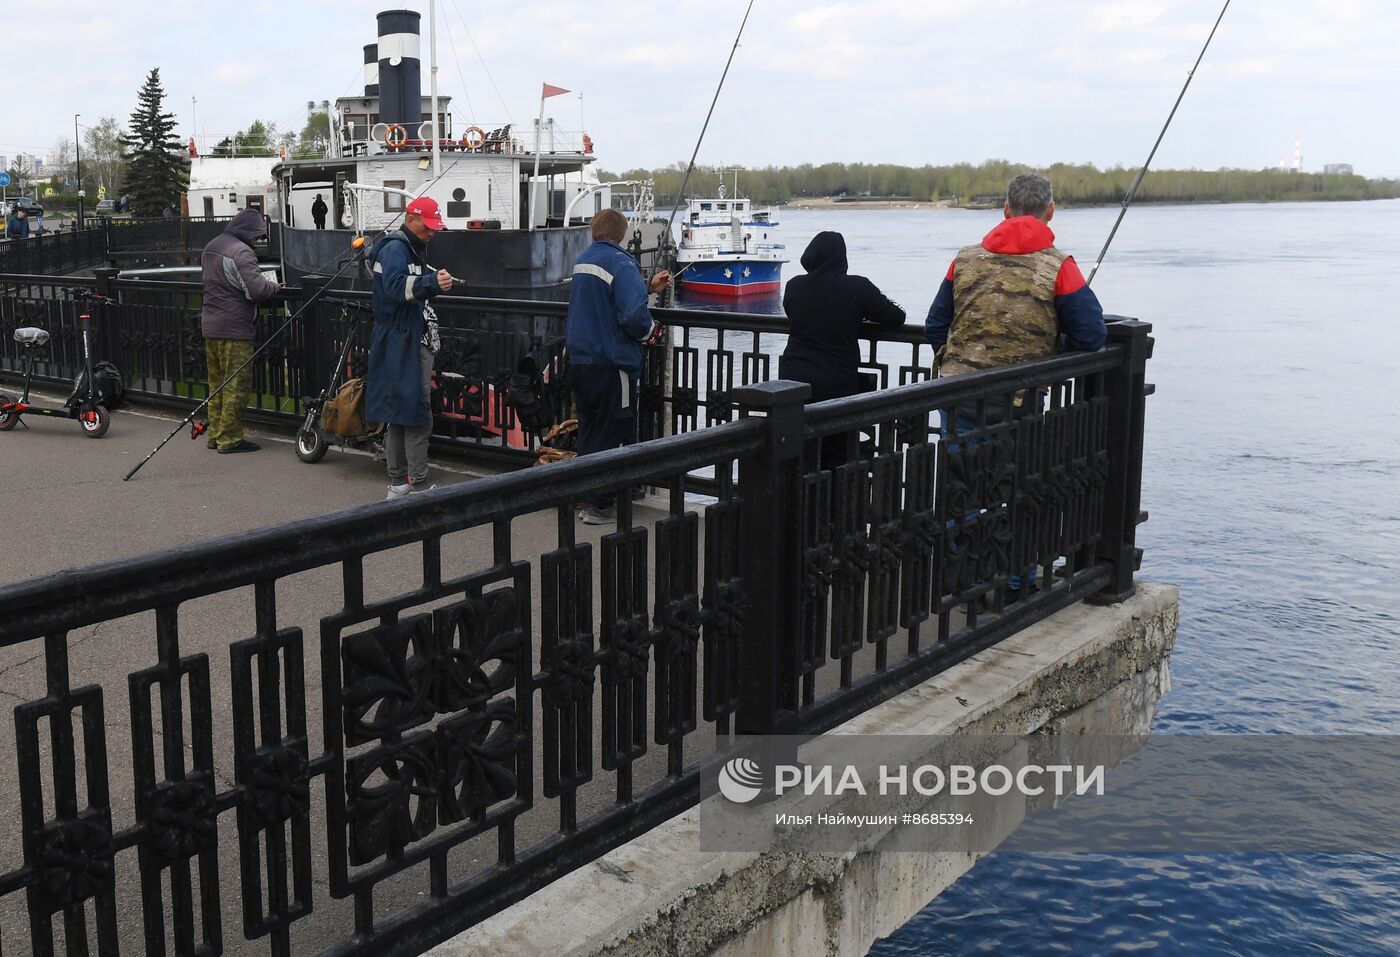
[571,363,638,509]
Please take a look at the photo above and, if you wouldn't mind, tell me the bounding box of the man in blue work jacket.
[566,208,672,524]
[366,196,454,501]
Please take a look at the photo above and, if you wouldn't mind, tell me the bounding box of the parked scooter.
[0,290,122,438]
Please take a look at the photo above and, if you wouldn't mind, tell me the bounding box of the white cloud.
[5,0,1399,176]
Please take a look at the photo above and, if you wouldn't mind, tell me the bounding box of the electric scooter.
[0,291,117,438]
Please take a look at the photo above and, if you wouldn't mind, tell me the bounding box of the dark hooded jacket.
[200,208,279,340]
[5,210,30,240]
[778,231,905,401]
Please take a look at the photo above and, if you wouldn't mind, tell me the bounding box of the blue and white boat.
[675,174,786,297]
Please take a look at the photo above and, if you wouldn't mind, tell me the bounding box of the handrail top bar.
[0,273,98,285]
[803,345,1126,432]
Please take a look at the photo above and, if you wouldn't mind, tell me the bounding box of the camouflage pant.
[206,338,254,449]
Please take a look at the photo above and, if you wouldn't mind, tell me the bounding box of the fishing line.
[1086,0,1230,285]
[664,0,756,236]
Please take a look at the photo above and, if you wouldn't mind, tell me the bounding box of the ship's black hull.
[279,224,592,301]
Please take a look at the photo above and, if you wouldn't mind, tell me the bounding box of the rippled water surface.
[681,202,1400,954]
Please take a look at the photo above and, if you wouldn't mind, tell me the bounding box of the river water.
[680,201,1400,955]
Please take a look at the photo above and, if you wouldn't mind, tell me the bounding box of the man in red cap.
[366,197,454,500]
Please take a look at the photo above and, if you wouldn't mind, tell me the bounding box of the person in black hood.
[779,231,905,464]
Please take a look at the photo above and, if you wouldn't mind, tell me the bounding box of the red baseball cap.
[406,196,446,230]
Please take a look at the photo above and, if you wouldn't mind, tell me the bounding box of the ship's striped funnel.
[364,44,379,96]
[376,9,422,131]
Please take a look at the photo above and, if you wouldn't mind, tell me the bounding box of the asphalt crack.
[0,621,109,690]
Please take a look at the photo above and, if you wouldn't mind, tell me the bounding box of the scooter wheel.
[296,426,329,463]
[81,404,110,439]
[0,393,17,431]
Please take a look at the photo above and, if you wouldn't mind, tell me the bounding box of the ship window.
[447,187,470,219]
[700,202,712,211]
[383,180,406,212]
[717,202,728,210]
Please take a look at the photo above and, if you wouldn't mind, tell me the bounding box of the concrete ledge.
[428,583,1180,957]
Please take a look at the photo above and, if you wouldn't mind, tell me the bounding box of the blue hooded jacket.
[565,239,655,377]
[365,229,444,426]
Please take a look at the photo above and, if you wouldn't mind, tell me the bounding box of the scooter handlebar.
[68,289,118,305]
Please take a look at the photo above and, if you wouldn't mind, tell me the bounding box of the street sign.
[0,171,11,188]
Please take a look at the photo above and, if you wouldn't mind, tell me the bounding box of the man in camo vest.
[924,173,1105,389]
[924,174,1106,599]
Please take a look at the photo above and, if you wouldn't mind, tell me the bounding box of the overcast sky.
[4,0,1397,178]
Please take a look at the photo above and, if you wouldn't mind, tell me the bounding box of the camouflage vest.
[940,243,1066,377]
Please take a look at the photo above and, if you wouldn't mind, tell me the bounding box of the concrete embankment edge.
[427,582,1180,957]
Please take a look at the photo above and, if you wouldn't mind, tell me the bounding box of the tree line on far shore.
[603,160,1400,207]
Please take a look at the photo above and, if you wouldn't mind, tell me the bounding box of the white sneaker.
[386,483,412,501]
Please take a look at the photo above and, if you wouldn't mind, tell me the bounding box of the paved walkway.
[0,390,503,583]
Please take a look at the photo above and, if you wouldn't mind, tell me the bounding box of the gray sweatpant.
[385,345,434,485]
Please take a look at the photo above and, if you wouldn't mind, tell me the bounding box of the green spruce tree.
[120,68,189,215]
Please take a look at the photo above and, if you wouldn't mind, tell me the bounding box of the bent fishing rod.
[122,241,371,481]
[1086,0,1230,286]
[660,0,756,287]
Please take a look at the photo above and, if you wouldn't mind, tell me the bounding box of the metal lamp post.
[74,114,84,230]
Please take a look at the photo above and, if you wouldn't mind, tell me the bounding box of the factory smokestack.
[376,10,422,130]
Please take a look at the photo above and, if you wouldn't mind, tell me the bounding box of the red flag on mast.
[541,83,570,98]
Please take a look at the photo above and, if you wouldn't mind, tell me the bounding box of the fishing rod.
[123,141,491,481]
[1086,0,1230,286]
[663,0,756,240]
[122,241,370,481]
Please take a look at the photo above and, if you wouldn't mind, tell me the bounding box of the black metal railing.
[0,321,1152,955]
[1,269,939,465]
[103,216,258,270]
[0,227,108,275]
[0,217,245,277]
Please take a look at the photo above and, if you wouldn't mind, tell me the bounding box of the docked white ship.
[271,7,664,299]
[675,173,785,297]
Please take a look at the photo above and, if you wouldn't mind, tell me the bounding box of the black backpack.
[505,354,555,436]
[67,360,125,410]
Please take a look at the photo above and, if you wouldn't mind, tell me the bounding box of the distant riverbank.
[613,160,1400,210]
[786,195,1399,211]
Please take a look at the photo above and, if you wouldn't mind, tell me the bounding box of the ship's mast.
[429,0,441,178]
